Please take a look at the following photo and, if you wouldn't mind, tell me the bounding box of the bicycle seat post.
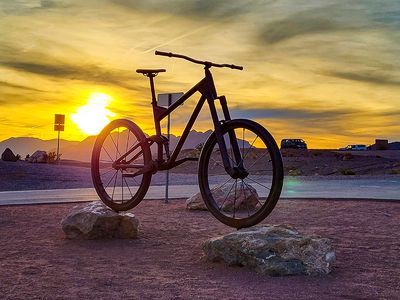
[148,75,157,106]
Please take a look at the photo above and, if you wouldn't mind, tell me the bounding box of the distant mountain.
[0,137,80,159]
[389,142,400,150]
[166,130,214,150]
[0,130,231,162]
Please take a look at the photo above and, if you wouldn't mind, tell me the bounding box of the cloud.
[259,17,340,45]
[0,92,40,106]
[327,71,400,87]
[256,3,369,45]
[231,107,355,120]
[0,81,47,92]
[368,7,400,28]
[110,0,253,19]
[0,0,72,14]
[0,60,143,91]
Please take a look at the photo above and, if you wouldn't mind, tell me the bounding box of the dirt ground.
[0,199,399,299]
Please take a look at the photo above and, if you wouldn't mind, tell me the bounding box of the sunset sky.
[1,0,399,148]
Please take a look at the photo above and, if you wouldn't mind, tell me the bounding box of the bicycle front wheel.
[198,119,283,228]
[91,119,152,211]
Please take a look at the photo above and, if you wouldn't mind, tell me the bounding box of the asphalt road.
[0,177,399,206]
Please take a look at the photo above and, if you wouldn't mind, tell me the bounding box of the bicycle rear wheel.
[198,119,283,228]
[91,119,152,211]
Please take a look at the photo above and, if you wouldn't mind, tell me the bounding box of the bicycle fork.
[208,95,248,179]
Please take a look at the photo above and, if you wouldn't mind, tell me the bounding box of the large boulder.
[27,150,48,163]
[1,148,18,162]
[186,181,259,211]
[203,225,336,276]
[61,201,139,239]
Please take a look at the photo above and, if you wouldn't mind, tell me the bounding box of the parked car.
[281,139,307,149]
[339,144,368,151]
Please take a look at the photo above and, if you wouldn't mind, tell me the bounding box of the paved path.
[283,177,400,200]
[0,177,399,206]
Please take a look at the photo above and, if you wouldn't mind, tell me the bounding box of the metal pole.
[165,94,172,204]
[56,130,60,164]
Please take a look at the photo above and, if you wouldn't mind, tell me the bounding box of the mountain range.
[0,130,222,162]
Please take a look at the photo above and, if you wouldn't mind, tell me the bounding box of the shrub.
[195,143,204,152]
[47,151,61,163]
[312,151,323,157]
[288,169,301,176]
[342,153,354,161]
[388,169,400,175]
[339,168,356,175]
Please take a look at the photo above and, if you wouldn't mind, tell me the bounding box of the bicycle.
[91,51,284,229]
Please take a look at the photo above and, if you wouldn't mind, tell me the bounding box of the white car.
[339,144,368,151]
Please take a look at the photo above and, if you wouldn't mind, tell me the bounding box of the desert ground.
[0,199,399,299]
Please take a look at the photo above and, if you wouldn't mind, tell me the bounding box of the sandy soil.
[0,199,399,299]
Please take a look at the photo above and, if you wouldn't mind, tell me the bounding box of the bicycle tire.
[91,119,152,211]
[198,119,283,228]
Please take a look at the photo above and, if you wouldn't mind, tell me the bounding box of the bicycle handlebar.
[155,50,243,70]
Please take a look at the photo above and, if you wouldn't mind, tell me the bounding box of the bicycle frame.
[147,67,243,177]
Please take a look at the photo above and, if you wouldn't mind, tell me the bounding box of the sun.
[71,92,116,135]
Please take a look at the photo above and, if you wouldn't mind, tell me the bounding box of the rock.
[203,225,335,276]
[1,148,18,162]
[27,150,48,163]
[186,192,208,210]
[288,169,301,176]
[186,181,259,211]
[342,153,354,161]
[61,201,139,239]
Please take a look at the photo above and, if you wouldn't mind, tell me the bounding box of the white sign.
[157,92,183,108]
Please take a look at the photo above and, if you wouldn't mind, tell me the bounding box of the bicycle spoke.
[102,144,114,162]
[245,177,271,190]
[210,157,225,171]
[242,179,251,217]
[243,180,264,208]
[111,169,118,200]
[99,159,113,163]
[217,176,234,190]
[123,176,134,198]
[132,175,141,186]
[121,170,124,203]
[105,170,118,189]
[246,151,271,172]
[233,179,238,218]
[241,135,259,164]
[109,131,122,159]
[218,181,236,211]
[100,167,115,177]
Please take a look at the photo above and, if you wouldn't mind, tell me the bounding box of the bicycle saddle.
[136,69,166,76]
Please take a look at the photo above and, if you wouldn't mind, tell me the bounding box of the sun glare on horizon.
[71,92,115,135]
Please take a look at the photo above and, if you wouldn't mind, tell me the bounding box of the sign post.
[54,114,65,163]
[157,93,183,204]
